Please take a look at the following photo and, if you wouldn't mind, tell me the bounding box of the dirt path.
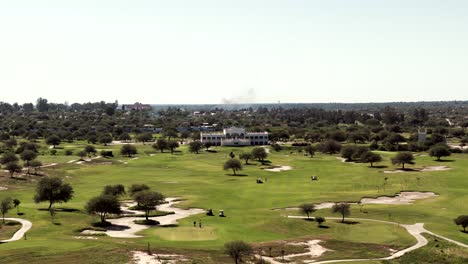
[0,218,32,242]
[284,216,467,264]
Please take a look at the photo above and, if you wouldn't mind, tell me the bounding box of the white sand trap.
[264,165,293,172]
[130,251,188,264]
[81,230,106,235]
[96,198,204,238]
[257,240,329,264]
[384,166,451,173]
[0,186,8,191]
[131,157,139,160]
[67,160,77,163]
[150,154,156,157]
[261,146,271,153]
[73,236,98,240]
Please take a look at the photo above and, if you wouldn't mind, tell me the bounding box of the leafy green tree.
[360,151,382,167]
[332,202,351,223]
[103,184,126,197]
[223,159,243,176]
[46,135,61,148]
[341,146,356,161]
[391,152,415,169]
[454,215,468,232]
[98,134,113,146]
[318,140,342,154]
[136,132,153,144]
[6,162,22,178]
[189,141,203,154]
[120,144,137,157]
[13,198,21,214]
[34,177,74,209]
[299,203,316,219]
[239,153,253,165]
[251,147,268,162]
[168,141,179,154]
[134,191,165,220]
[85,194,121,224]
[152,139,168,153]
[0,153,18,165]
[20,150,37,174]
[305,144,316,158]
[128,184,150,206]
[224,240,253,264]
[204,142,213,150]
[315,216,326,227]
[429,144,451,161]
[84,145,97,157]
[1,197,13,223]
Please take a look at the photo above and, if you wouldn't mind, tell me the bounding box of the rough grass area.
[384,234,468,264]
[0,221,22,240]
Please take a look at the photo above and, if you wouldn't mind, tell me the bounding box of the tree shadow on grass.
[369,165,388,169]
[318,225,330,229]
[338,220,360,225]
[434,159,454,162]
[38,208,81,213]
[226,174,248,177]
[460,230,468,234]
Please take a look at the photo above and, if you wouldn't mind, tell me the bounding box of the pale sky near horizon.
[0,0,467,104]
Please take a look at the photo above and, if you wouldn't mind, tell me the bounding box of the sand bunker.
[384,166,451,174]
[130,251,188,264]
[73,236,98,240]
[264,165,293,172]
[257,240,329,264]
[82,198,204,238]
[40,163,58,168]
[0,186,8,191]
[276,192,438,211]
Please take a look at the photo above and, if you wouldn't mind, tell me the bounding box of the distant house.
[122,102,152,111]
[201,127,269,146]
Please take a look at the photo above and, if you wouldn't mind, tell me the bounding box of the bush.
[100,150,114,158]
[65,150,73,156]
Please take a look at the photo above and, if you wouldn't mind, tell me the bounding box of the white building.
[200,127,269,146]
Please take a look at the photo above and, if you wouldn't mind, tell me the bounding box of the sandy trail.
[0,218,32,243]
[284,216,467,264]
[40,163,58,168]
[86,198,204,238]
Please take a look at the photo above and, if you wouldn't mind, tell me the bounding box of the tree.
[251,147,268,162]
[84,145,97,157]
[341,146,356,161]
[318,140,342,154]
[299,203,316,220]
[239,153,253,165]
[1,197,13,223]
[454,215,468,232]
[204,142,213,151]
[29,160,42,175]
[13,198,21,214]
[0,153,18,165]
[46,135,61,148]
[224,240,253,264]
[77,151,87,160]
[167,141,179,154]
[136,132,153,144]
[360,151,382,167]
[103,184,126,197]
[391,152,415,169]
[34,177,74,209]
[134,191,165,220]
[189,141,203,154]
[305,144,316,158]
[85,194,122,224]
[121,144,137,157]
[128,184,150,197]
[332,202,351,223]
[223,159,243,176]
[98,134,113,146]
[429,145,451,161]
[20,150,37,174]
[5,162,22,178]
[152,139,168,153]
[315,216,326,227]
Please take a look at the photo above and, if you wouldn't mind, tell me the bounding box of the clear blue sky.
[0,0,467,104]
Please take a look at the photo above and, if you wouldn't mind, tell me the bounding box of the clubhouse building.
[200,127,269,146]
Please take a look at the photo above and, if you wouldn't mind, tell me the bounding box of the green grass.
[0,221,22,240]
[0,143,467,263]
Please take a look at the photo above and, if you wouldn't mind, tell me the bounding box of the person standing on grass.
[199,219,202,228]
[193,221,196,227]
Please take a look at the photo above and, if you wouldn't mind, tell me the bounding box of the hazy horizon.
[1,0,467,104]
